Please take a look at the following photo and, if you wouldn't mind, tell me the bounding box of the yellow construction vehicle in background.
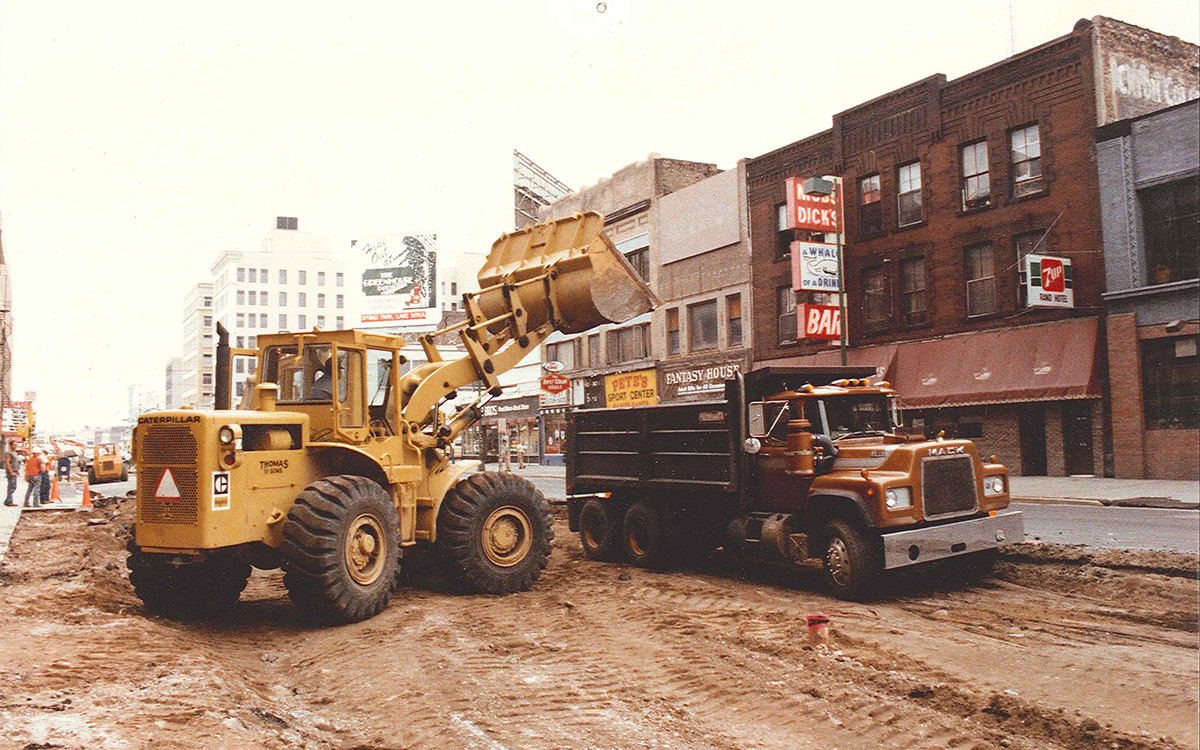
[128,213,657,622]
[90,443,128,484]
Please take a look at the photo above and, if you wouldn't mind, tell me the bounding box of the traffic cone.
[79,477,93,510]
[50,475,60,502]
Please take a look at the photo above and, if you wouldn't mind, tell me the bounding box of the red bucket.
[807,613,830,647]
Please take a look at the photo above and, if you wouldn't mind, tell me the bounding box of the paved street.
[1014,501,1200,554]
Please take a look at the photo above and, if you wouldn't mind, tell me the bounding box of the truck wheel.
[822,518,881,601]
[438,471,553,594]
[579,498,622,561]
[127,540,250,619]
[280,475,400,623]
[622,501,665,568]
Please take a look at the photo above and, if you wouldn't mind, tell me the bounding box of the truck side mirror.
[748,400,789,439]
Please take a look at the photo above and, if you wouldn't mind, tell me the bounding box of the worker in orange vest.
[23,451,43,508]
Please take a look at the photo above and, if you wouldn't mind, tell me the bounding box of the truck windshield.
[818,396,890,439]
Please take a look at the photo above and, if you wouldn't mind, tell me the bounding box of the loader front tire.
[127,540,250,620]
[280,475,400,623]
[437,472,553,594]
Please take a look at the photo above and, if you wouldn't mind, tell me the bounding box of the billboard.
[1024,254,1074,308]
[350,233,440,329]
[791,241,840,292]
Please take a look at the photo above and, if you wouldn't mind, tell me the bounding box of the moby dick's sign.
[785,177,839,234]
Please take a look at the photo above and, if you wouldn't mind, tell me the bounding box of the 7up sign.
[1024,254,1074,308]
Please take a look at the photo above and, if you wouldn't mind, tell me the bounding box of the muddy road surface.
[1,496,1196,750]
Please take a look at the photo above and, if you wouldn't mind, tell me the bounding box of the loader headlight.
[885,487,913,510]
[218,426,236,446]
[983,475,1007,496]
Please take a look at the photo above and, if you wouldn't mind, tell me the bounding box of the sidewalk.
[0,478,93,564]
[1009,476,1199,509]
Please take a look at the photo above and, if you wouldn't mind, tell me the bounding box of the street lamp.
[801,176,848,366]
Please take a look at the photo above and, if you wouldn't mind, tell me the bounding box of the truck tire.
[280,475,400,623]
[822,518,881,601]
[621,501,665,568]
[127,540,250,619]
[579,498,623,561]
[437,471,553,594]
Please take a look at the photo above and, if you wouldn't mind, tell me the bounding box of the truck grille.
[141,425,197,465]
[921,455,978,519]
[137,466,200,525]
[138,424,201,526]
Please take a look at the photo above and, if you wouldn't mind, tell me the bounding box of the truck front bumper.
[880,510,1023,570]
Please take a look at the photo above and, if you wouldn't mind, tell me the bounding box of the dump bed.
[566,398,739,498]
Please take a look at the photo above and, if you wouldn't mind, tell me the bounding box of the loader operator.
[308,358,334,401]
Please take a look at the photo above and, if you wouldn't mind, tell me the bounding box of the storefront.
[477,395,541,466]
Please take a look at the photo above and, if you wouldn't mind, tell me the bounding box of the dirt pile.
[0,498,1195,749]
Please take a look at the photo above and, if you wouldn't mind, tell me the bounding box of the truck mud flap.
[880,510,1023,570]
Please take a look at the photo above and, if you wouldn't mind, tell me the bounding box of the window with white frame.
[897,162,923,226]
[960,141,990,209]
[964,243,997,317]
[1010,124,1043,197]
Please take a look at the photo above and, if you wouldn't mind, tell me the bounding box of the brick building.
[746,17,1198,476]
[1096,99,1199,479]
[537,155,722,463]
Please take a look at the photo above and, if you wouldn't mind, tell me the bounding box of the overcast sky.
[1,0,1197,432]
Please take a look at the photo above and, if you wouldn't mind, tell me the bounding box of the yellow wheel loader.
[128,213,657,623]
[89,443,128,484]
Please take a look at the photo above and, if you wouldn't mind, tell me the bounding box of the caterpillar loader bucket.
[475,211,659,335]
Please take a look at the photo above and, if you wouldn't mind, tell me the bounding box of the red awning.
[757,344,898,381]
[891,318,1101,408]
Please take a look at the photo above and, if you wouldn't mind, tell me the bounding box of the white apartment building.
[179,283,215,408]
[164,356,183,409]
[210,218,347,401]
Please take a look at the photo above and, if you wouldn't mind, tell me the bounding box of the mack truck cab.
[566,367,1024,599]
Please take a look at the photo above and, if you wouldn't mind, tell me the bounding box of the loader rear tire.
[127,540,250,620]
[579,498,623,561]
[437,472,553,594]
[280,475,400,623]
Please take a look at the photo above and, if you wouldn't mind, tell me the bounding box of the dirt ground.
[1,496,1196,750]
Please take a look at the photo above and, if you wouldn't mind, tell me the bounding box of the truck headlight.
[218,426,236,446]
[983,475,1006,496]
[885,487,913,509]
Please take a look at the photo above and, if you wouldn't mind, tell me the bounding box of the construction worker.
[23,450,43,508]
[4,441,19,506]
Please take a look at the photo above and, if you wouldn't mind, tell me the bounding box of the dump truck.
[128,212,657,622]
[89,443,128,484]
[565,367,1023,599]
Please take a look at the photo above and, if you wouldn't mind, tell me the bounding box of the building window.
[260,314,267,328]
[279,314,287,329]
[203,315,212,327]
[247,314,256,329]
[666,308,680,355]
[1141,176,1199,285]
[775,203,793,258]
[248,290,256,306]
[900,257,926,326]
[572,338,583,368]
[316,315,325,327]
[897,162,923,226]
[235,358,245,374]
[236,290,245,306]
[777,286,797,345]
[318,293,326,308]
[588,334,600,367]
[249,335,257,347]
[688,300,718,352]
[203,296,212,307]
[279,269,287,284]
[546,341,575,370]
[318,271,326,286]
[299,292,307,307]
[960,141,990,209]
[1014,231,1046,306]
[336,272,344,287]
[299,314,307,328]
[606,324,650,364]
[1010,124,1043,197]
[862,267,889,331]
[249,268,257,283]
[625,248,649,282]
[202,373,213,385]
[237,267,245,282]
[727,294,742,347]
[236,382,245,397]
[336,294,344,309]
[236,335,244,347]
[965,243,997,317]
[1142,336,1199,429]
[336,316,344,328]
[299,270,307,285]
[450,281,457,296]
[279,291,287,306]
[859,174,882,238]
[236,312,245,327]
[260,268,267,283]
